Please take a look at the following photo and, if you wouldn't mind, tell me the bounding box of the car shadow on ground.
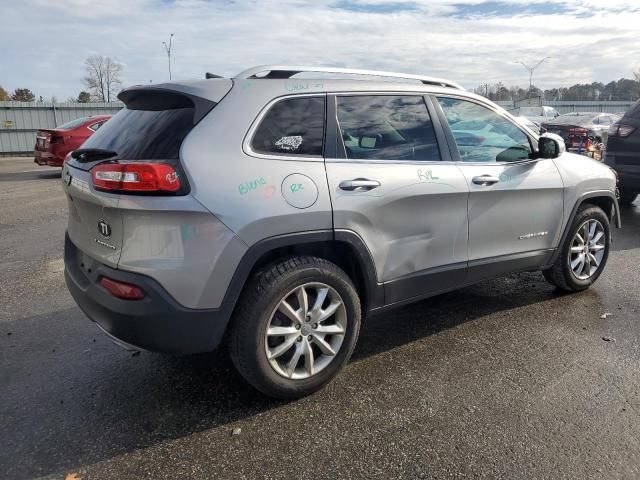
[0,169,61,182]
[1,271,568,480]
[614,203,640,251]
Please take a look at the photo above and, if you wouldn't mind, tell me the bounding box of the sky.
[1,0,640,99]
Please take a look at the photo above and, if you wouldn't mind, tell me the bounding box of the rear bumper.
[605,154,640,190]
[64,233,232,354]
[34,150,64,167]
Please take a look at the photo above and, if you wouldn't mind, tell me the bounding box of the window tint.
[251,96,325,156]
[627,100,640,120]
[437,97,532,163]
[80,107,195,160]
[336,95,440,161]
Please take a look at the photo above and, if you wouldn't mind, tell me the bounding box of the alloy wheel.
[568,219,606,280]
[264,282,347,380]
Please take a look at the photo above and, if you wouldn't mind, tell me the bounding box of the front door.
[324,93,470,306]
[434,96,564,283]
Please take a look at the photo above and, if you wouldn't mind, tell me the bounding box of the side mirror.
[539,126,547,135]
[537,133,566,159]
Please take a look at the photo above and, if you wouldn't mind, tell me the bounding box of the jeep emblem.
[97,219,111,238]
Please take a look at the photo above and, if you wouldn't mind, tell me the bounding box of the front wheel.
[229,256,361,399]
[543,204,610,292]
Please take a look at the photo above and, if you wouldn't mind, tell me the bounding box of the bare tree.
[83,55,123,102]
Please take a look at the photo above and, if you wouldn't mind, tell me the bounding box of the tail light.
[91,162,180,193]
[608,123,636,137]
[99,277,145,300]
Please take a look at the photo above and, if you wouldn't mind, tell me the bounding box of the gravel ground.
[1,156,639,480]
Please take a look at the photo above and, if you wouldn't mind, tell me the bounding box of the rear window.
[626,100,640,120]
[80,107,194,160]
[251,96,325,156]
[57,117,90,130]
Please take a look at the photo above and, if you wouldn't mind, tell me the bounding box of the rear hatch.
[62,80,232,267]
[606,100,640,166]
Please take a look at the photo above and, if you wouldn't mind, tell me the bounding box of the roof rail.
[234,65,464,90]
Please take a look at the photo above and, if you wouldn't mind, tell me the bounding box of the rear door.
[324,93,469,305]
[434,96,564,282]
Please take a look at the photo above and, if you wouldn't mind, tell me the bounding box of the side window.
[336,95,441,161]
[437,97,532,163]
[89,121,105,132]
[251,96,325,156]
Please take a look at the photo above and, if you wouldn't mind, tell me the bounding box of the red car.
[34,115,111,167]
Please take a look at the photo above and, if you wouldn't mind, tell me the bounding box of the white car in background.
[515,116,542,135]
[518,106,561,124]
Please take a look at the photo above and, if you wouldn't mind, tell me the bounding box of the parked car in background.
[34,115,111,167]
[62,65,619,398]
[515,116,541,135]
[518,106,560,124]
[541,112,621,157]
[605,100,640,205]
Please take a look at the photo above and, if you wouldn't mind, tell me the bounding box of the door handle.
[339,178,381,191]
[472,175,500,186]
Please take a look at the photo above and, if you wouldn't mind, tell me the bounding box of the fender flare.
[219,229,384,315]
[544,190,620,268]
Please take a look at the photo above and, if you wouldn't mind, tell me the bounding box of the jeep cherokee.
[63,65,621,398]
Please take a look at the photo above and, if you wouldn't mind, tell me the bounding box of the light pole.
[162,33,174,81]
[515,57,550,96]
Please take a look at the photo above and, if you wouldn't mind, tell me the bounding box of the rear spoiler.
[117,87,218,124]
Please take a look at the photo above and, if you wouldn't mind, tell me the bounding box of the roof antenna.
[205,72,222,79]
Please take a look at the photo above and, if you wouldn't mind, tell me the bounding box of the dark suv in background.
[605,100,640,205]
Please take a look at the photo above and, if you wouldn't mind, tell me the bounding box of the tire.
[543,204,610,292]
[619,189,638,206]
[229,256,361,399]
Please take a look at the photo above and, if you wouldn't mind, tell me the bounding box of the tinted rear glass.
[80,107,194,159]
[251,96,325,156]
[627,100,640,120]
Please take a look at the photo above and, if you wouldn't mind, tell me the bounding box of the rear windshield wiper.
[71,148,118,162]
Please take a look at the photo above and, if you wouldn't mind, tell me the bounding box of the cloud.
[1,0,639,99]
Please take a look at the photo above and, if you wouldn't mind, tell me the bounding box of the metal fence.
[0,101,123,155]
[495,100,636,114]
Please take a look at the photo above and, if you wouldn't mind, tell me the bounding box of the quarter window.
[89,121,105,132]
[336,95,441,161]
[251,96,325,156]
[437,97,532,163]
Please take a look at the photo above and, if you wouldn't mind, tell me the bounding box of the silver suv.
[63,66,620,398]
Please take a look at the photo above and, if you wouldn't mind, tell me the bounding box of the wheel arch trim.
[544,190,620,268]
[220,229,384,316]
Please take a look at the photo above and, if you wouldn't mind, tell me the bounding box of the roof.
[233,65,465,90]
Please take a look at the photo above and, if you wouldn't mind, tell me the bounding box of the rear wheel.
[543,204,610,292]
[229,256,361,399]
[619,189,638,206]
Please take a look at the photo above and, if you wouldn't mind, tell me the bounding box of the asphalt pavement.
[1,156,639,480]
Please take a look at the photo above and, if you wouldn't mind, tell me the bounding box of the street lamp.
[162,33,174,81]
[515,57,550,96]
